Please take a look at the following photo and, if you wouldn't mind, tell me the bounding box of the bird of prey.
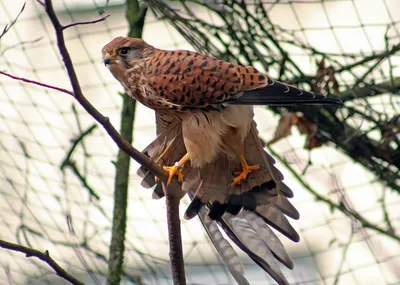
[102,37,343,285]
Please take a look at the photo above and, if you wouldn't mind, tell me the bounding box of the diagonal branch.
[0,239,84,285]
[0,71,74,96]
[63,15,110,30]
[0,3,26,39]
[42,0,167,182]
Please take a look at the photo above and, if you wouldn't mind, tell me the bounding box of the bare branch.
[0,71,74,96]
[0,239,84,285]
[63,14,110,30]
[0,3,26,39]
[42,0,168,182]
[60,124,97,170]
[63,160,101,200]
[0,37,43,58]
[164,183,187,285]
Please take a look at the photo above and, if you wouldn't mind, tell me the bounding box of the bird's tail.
[137,118,299,285]
[229,77,343,106]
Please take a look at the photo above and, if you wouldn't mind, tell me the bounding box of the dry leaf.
[311,57,341,96]
[267,112,297,145]
[268,112,324,150]
[376,115,400,162]
[296,114,323,150]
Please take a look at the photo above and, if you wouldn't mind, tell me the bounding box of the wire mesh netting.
[0,0,399,284]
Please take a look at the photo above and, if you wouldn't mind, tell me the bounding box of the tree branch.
[60,124,97,170]
[164,184,186,285]
[107,1,146,284]
[0,3,25,39]
[41,0,167,181]
[341,77,400,102]
[0,239,84,285]
[0,71,74,96]
[63,15,110,30]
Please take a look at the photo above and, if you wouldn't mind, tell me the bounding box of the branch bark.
[0,239,84,285]
[164,184,186,285]
[340,77,400,102]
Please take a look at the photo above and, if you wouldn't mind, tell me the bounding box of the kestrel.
[102,37,342,285]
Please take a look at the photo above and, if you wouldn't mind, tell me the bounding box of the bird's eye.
[119,47,129,55]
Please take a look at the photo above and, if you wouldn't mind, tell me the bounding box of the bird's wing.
[143,49,267,108]
[155,112,176,136]
[144,49,342,108]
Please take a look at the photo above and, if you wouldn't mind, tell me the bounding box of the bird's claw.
[163,165,184,184]
[231,163,260,187]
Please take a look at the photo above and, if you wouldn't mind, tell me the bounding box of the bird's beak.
[103,56,111,66]
[103,52,112,66]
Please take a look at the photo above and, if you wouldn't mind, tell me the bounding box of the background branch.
[106,1,145,284]
[0,239,84,285]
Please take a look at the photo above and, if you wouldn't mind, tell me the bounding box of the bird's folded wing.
[229,77,343,106]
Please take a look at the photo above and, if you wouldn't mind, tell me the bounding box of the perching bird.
[102,37,343,285]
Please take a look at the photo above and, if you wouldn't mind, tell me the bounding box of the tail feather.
[220,213,290,285]
[229,77,343,106]
[252,188,299,220]
[194,193,250,285]
[255,204,300,242]
[238,211,294,269]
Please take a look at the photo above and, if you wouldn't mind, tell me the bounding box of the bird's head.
[102,37,154,80]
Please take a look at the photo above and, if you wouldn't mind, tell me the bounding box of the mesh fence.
[0,0,399,285]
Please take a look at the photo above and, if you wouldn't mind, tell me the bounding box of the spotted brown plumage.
[102,37,343,285]
[144,48,268,108]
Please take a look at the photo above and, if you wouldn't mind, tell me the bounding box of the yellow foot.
[163,164,184,184]
[231,163,260,187]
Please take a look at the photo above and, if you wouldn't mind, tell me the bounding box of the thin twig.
[63,160,101,200]
[60,124,97,170]
[332,232,355,285]
[0,71,74,96]
[63,15,110,30]
[0,239,84,285]
[0,3,26,39]
[0,37,43,58]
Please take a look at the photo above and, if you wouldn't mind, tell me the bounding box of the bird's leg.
[163,153,190,184]
[231,154,260,187]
